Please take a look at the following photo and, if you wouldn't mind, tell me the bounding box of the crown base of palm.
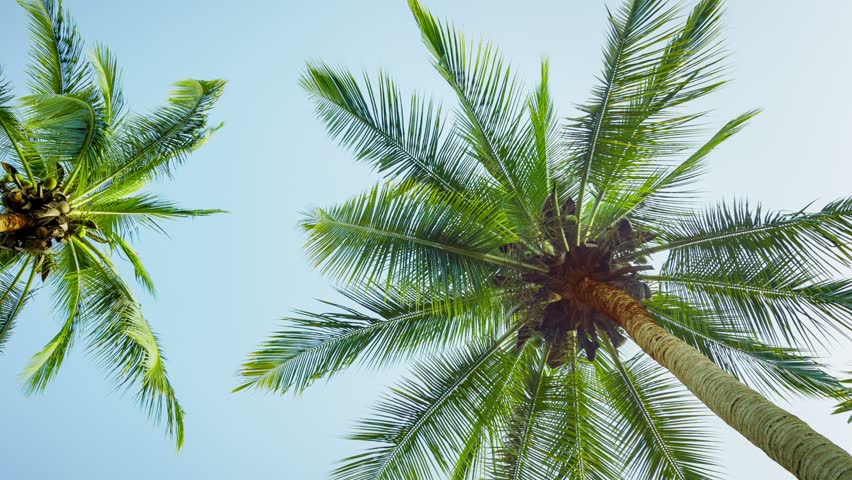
[511,195,655,366]
[0,163,92,270]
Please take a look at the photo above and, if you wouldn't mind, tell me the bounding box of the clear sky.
[0,0,850,478]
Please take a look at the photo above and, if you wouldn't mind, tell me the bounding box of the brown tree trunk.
[575,278,852,480]
[0,213,30,232]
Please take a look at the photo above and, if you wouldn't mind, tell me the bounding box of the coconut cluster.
[512,193,656,368]
[0,166,88,254]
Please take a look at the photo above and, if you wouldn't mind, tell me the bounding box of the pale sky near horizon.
[0,0,850,479]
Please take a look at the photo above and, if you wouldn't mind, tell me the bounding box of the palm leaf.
[0,257,37,353]
[89,43,125,128]
[549,346,621,480]
[302,181,539,294]
[644,294,846,399]
[73,239,184,448]
[301,63,485,197]
[74,79,225,202]
[409,0,549,230]
[331,330,524,480]
[80,193,223,238]
[598,347,720,480]
[568,0,727,242]
[18,0,90,96]
[236,285,511,394]
[20,242,85,392]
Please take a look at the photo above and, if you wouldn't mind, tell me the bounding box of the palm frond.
[331,331,523,480]
[74,79,225,201]
[303,181,538,294]
[644,294,845,399]
[0,257,37,353]
[568,0,727,241]
[548,347,621,480]
[89,43,125,128]
[642,198,852,266]
[649,265,852,347]
[18,0,90,96]
[80,193,223,238]
[494,347,611,480]
[72,239,184,449]
[409,0,550,230]
[833,373,852,423]
[111,235,155,295]
[20,243,84,392]
[236,285,511,394]
[21,91,109,184]
[598,347,720,480]
[598,110,758,232]
[644,199,852,344]
[0,70,40,181]
[301,63,486,197]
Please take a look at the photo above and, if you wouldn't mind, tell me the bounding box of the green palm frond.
[643,198,852,266]
[0,257,37,352]
[528,60,559,182]
[649,267,852,346]
[21,90,109,185]
[597,110,758,232]
[18,0,90,96]
[568,0,726,242]
[73,238,184,448]
[409,0,549,230]
[89,44,125,128]
[74,79,225,201]
[598,348,720,480]
[547,349,621,480]
[495,346,621,480]
[81,193,223,238]
[332,331,523,480]
[303,181,538,293]
[645,295,845,398]
[0,70,40,181]
[20,242,85,392]
[110,235,155,295]
[236,286,511,395]
[301,63,485,197]
[644,199,852,344]
[833,373,852,423]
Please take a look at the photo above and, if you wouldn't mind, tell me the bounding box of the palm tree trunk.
[575,278,852,480]
[0,213,29,232]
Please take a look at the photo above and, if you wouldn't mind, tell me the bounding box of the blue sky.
[0,0,850,478]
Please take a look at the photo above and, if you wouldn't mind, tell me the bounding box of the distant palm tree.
[0,0,223,447]
[239,0,852,478]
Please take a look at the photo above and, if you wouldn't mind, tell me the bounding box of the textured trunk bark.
[0,213,30,232]
[575,278,852,480]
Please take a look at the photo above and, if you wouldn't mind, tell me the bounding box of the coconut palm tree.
[0,0,223,447]
[238,0,852,478]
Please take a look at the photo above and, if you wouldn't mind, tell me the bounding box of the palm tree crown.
[0,0,224,447]
[240,0,852,478]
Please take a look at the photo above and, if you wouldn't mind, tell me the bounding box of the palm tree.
[0,0,223,447]
[239,0,852,478]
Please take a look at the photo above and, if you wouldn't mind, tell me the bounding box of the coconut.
[1,174,13,184]
[5,190,25,206]
[23,238,48,251]
[75,226,87,238]
[34,227,49,239]
[57,201,71,214]
[42,177,58,190]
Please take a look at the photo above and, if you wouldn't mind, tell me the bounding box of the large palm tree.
[239,0,852,478]
[0,0,223,447]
